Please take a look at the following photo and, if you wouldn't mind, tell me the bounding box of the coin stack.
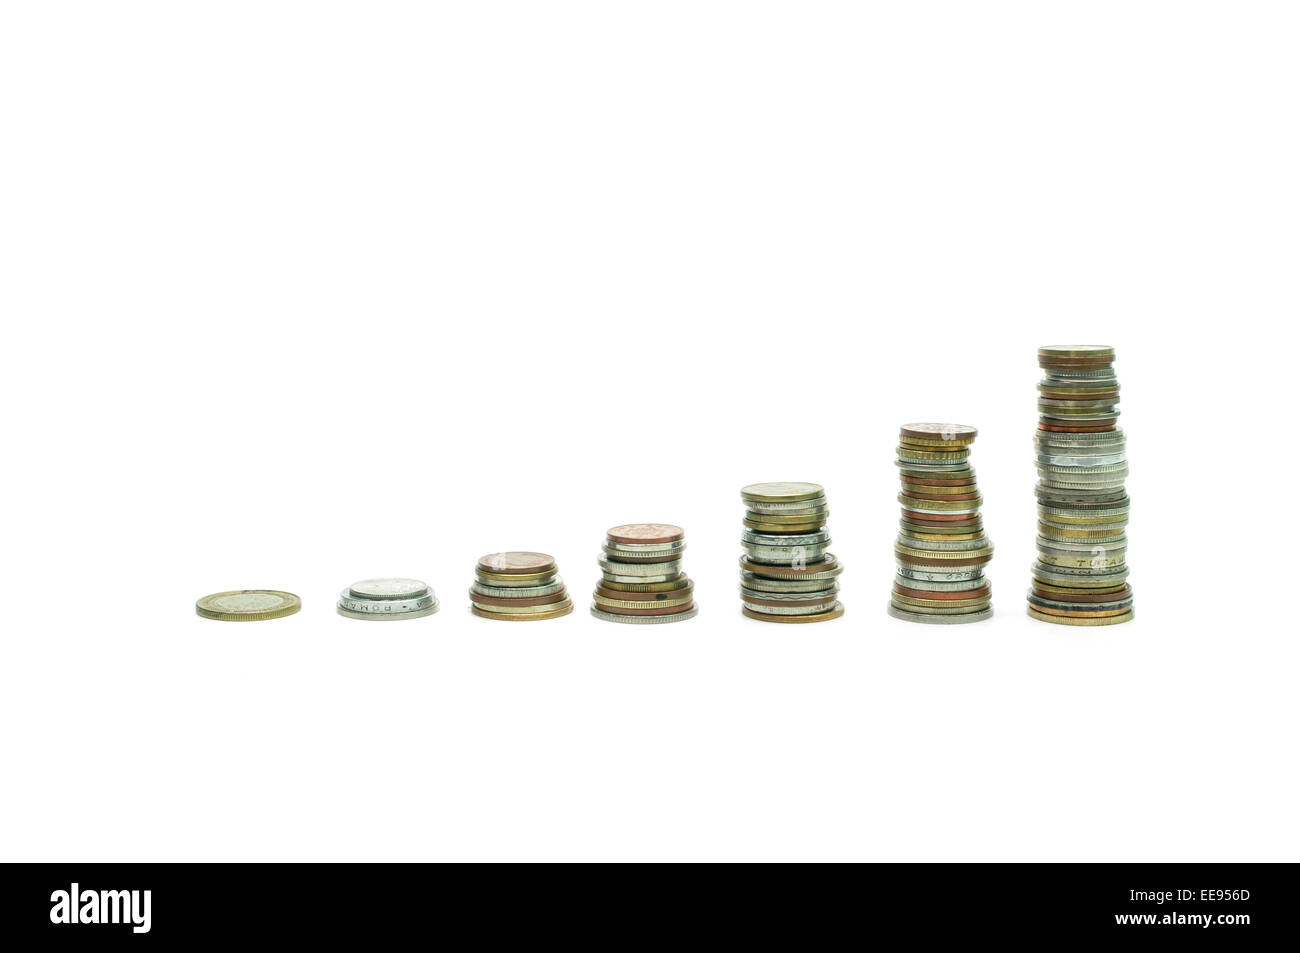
[590,523,698,624]
[337,578,438,620]
[1028,345,1134,625]
[470,552,574,621]
[739,482,844,623]
[888,424,994,623]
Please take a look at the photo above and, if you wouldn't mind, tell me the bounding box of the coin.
[1038,345,1116,359]
[591,605,699,624]
[470,588,570,608]
[900,423,978,441]
[600,545,685,563]
[196,589,301,622]
[606,523,685,545]
[348,578,429,600]
[743,603,845,623]
[471,579,567,599]
[888,604,993,624]
[738,554,843,579]
[473,601,575,621]
[1026,607,1134,625]
[599,577,692,593]
[475,568,558,587]
[740,482,825,503]
[477,552,556,575]
[594,591,694,610]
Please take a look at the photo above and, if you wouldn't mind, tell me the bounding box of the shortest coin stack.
[739,482,845,623]
[470,552,574,620]
[196,589,301,621]
[889,423,994,624]
[337,578,438,620]
[591,523,698,624]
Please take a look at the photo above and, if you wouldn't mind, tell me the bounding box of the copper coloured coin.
[1038,422,1117,433]
[899,476,978,487]
[899,509,980,522]
[898,490,982,502]
[476,551,556,575]
[606,523,685,545]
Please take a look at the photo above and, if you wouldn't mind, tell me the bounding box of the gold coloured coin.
[900,423,978,441]
[740,481,825,503]
[476,568,558,586]
[472,600,574,621]
[196,590,301,622]
[1027,606,1133,625]
[593,593,694,610]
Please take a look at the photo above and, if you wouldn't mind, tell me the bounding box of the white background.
[2,1,1297,861]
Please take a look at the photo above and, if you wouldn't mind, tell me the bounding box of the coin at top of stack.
[888,423,993,624]
[591,523,698,624]
[739,482,844,623]
[338,577,438,620]
[1029,345,1134,626]
[470,552,573,621]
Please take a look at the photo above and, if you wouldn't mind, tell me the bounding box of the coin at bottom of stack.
[196,589,301,621]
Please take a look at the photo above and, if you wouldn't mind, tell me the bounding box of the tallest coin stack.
[1028,345,1134,625]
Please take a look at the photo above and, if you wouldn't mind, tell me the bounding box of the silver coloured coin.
[597,556,682,577]
[896,566,985,582]
[896,534,992,552]
[744,496,828,514]
[739,584,839,602]
[1037,535,1127,552]
[1031,559,1129,578]
[741,529,831,547]
[601,545,684,563]
[743,542,831,564]
[601,569,684,585]
[1033,428,1126,445]
[894,573,987,592]
[896,462,972,474]
[1036,452,1128,467]
[887,603,993,624]
[590,605,698,624]
[471,579,566,599]
[603,538,688,556]
[348,578,431,601]
[742,599,839,615]
[337,588,439,620]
